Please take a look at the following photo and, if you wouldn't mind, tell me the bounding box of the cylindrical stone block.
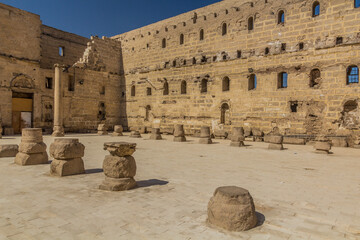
[50,138,85,160]
[207,186,257,232]
[150,128,162,140]
[174,124,185,137]
[199,126,212,144]
[21,128,43,143]
[230,127,245,147]
[267,135,283,144]
[19,142,47,154]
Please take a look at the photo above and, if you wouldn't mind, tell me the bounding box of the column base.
[52,126,64,137]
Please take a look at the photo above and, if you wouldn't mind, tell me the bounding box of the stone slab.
[0,144,18,158]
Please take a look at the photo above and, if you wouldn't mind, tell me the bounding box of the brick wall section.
[112,0,360,136]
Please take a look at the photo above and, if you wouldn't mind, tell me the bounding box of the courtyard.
[0,134,359,239]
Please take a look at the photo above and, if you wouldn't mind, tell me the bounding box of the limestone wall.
[112,0,360,136]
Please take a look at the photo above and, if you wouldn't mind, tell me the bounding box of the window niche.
[181,80,187,94]
[222,77,230,91]
[68,75,75,92]
[278,72,288,89]
[45,77,53,89]
[312,1,320,17]
[278,10,285,24]
[248,74,257,90]
[347,65,359,84]
[310,69,321,88]
[131,85,136,97]
[200,79,208,93]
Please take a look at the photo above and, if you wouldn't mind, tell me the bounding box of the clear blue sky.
[1,0,221,38]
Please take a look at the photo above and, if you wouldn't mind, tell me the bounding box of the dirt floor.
[0,133,359,240]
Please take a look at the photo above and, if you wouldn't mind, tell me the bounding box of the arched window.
[248,74,257,90]
[222,23,227,36]
[162,38,166,48]
[180,34,184,45]
[201,79,208,93]
[145,105,151,121]
[181,80,187,94]
[248,17,254,30]
[278,72,288,88]
[220,103,230,124]
[131,85,136,96]
[312,1,320,17]
[310,69,321,87]
[222,77,230,91]
[200,29,204,40]
[163,81,169,95]
[356,0,360,8]
[278,10,285,24]
[347,65,359,84]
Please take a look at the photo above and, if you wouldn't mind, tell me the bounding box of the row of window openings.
[131,66,360,96]
[45,77,106,94]
[158,1,359,49]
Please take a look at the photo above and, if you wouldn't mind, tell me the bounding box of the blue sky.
[1,0,221,38]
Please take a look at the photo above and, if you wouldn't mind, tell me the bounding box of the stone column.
[52,64,64,137]
[199,126,212,144]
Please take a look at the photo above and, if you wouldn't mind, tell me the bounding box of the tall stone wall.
[112,0,360,136]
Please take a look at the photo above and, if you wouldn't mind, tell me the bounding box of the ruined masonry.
[1,1,360,145]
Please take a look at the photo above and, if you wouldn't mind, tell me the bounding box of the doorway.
[12,92,33,134]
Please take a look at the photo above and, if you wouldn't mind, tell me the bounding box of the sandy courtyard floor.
[0,133,359,240]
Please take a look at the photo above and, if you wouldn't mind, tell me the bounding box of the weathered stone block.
[130,131,142,138]
[103,155,137,178]
[21,128,43,143]
[14,152,48,166]
[283,137,306,145]
[150,128,162,140]
[103,142,136,157]
[199,126,212,144]
[99,177,137,191]
[50,158,85,177]
[19,142,47,154]
[331,138,348,148]
[267,135,283,144]
[112,125,123,136]
[0,144,18,158]
[314,141,331,153]
[268,143,284,150]
[207,186,257,231]
[174,136,186,142]
[50,139,85,160]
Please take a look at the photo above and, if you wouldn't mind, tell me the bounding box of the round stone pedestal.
[150,128,162,140]
[199,126,212,144]
[207,186,257,232]
[174,124,186,142]
[230,127,245,147]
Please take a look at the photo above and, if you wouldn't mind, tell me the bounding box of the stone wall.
[112,0,360,136]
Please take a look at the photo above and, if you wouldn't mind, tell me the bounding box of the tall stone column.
[52,64,64,137]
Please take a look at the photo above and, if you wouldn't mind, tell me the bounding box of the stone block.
[19,142,47,154]
[50,158,85,177]
[103,155,137,178]
[99,177,137,191]
[230,141,245,147]
[0,144,19,158]
[314,141,331,153]
[103,142,136,157]
[150,128,162,140]
[283,137,306,145]
[199,138,212,144]
[268,143,284,150]
[267,135,283,144]
[49,138,85,160]
[207,186,257,231]
[14,152,48,166]
[214,130,228,139]
[130,131,142,138]
[112,125,123,136]
[331,138,348,148]
[21,128,43,143]
[174,136,186,142]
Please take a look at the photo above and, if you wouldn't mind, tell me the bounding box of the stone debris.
[267,135,284,150]
[199,126,212,144]
[174,124,186,142]
[98,124,108,135]
[130,130,142,138]
[230,127,245,147]
[100,142,137,191]
[0,144,19,158]
[112,125,123,136]
[14,128,48,165]
[50,138,85,176]
[150,128,162,140]
[207,186,257,232]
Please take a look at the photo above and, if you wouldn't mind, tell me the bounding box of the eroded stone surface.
[49,138,85,160]
[14,152,48,165]
[0,144,18,158]
[103,142,136,157]
[50,158,85,177]
[103,155,137,178]
[21,128,43,143]
[130,131,142,138]
[99,177,137,191]
[207,186,257,232]
[19,142,47,154]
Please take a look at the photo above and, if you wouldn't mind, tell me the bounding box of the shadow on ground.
[86,168,104,174]
[256,212,266,227]
[136,179,169,188]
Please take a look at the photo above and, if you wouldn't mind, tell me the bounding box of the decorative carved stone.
[207,186,258,232]
[100,142,137,191]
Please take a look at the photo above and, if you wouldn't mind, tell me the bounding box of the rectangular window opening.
[59,46,65,57]
[45,77,53,89]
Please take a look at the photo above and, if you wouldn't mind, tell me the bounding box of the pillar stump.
[99,142,137,191]
[268,135,284,150]
[207,186,257,231]
[230,127,245,147]
[130,130,142,138]
[314,141,332,154]
[50,138,85,176]
[0,144,19,158]
[199,126,212,144]
[174,124,186,142]
[112,125,123,136]
[98,124,108,135]
[150,128,162,140]
[15,128,48,165]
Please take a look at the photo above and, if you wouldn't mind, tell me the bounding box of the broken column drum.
[268,135,284,150]
[112,125,123,136]
[98,124,108,135]
[130,130,142,138]
[50,138,85,176]
[15,128,48,165]
[150,128,162,140]
[100,142,137,191]
[199,126,212,144]
[174,124,186,142]
[207,186,258,232]
[230,127,245,147]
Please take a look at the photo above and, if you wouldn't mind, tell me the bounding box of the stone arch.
[10,74,34,89]
[220,102,230,125]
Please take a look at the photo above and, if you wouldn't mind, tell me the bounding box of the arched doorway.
[220,103,230,125]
